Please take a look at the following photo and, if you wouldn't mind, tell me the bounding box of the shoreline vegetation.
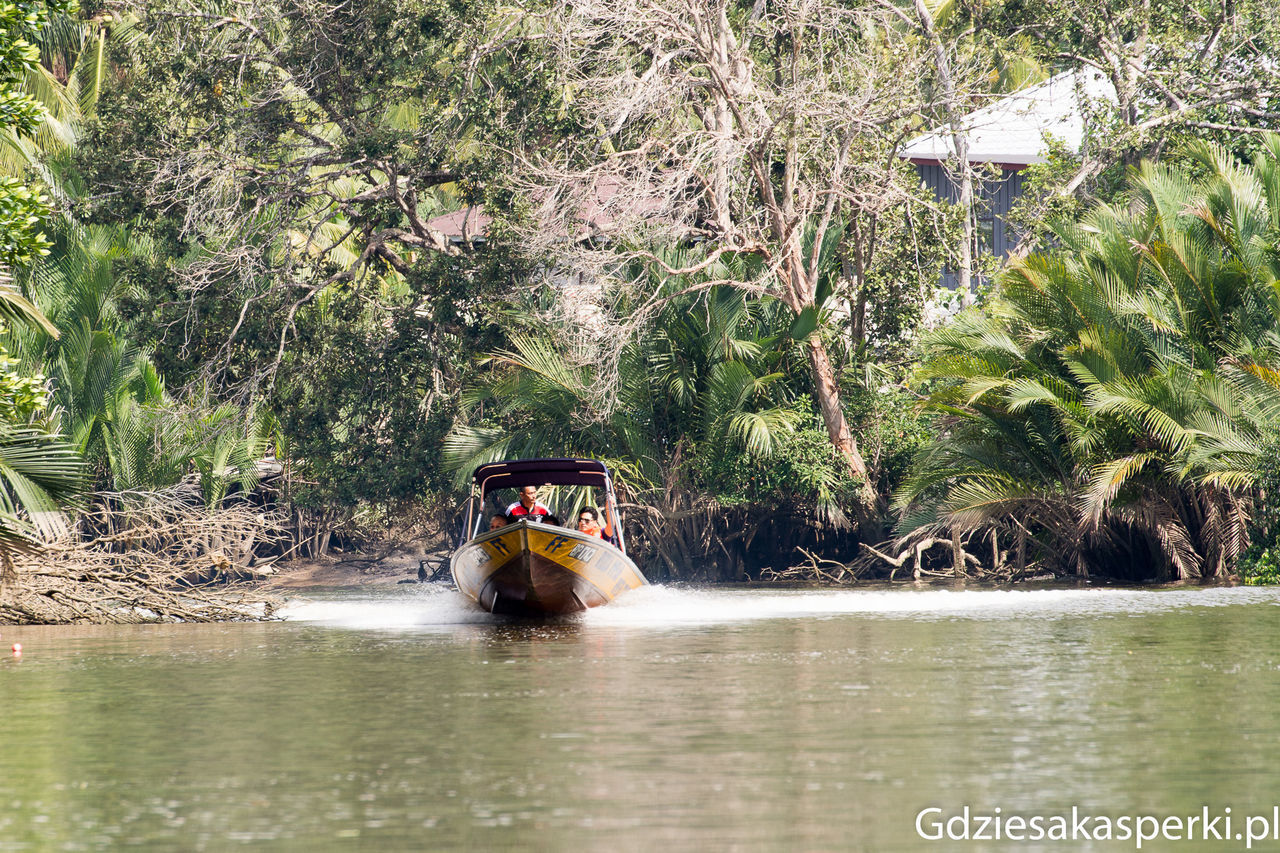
[3,0,1280,622]
[0,492,284,624]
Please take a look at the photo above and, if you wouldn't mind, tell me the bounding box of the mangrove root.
[0,491,286,625]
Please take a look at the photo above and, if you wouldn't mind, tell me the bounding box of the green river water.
[3,583,1280,851]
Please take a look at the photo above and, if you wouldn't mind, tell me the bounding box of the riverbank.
[265,544,451,589]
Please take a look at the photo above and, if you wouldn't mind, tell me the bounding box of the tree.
[9,204,269,501]
[1026,0,1280,150]
[968,0,1280,246]
[1,4,127,180]
[270,250,515,509]
[903,0,977,294]
[1,0,76,271]
[509,0,937,511]
[84,0,561,390]
[898,136,1280,580]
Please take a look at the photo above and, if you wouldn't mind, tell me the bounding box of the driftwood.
[0,491,286,624]
[860,536,981,580]
[856,524,1052,581]
[766,522,1049,585]
[761,548,864,584]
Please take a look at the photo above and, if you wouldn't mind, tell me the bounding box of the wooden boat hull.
[451,520,647,616]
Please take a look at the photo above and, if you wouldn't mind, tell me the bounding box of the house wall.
[915,163,1025,289]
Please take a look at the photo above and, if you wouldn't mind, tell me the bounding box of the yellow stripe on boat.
[525,527,646,597]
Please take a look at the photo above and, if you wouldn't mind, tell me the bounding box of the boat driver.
[506,485,551,519]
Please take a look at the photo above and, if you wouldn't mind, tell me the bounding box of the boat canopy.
[472,458,614,498]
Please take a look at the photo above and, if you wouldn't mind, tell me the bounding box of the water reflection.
[2,584,1279,850]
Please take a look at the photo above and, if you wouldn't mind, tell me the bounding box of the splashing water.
[279,584,490,630]
[280,581,1280,632]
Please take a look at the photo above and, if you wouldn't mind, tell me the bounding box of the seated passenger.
[489,513,509,531]
[576,507,607,539]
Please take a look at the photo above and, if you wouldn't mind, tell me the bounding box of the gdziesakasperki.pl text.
[916,806,1280,849]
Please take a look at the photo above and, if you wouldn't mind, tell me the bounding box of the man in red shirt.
[506,485,551,518]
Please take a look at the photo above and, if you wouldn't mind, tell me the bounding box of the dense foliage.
[444,254,933,576]
[0,0,87,563]
[0,0,75,268]
[902,137,1280,580]
[1,0,1279,584]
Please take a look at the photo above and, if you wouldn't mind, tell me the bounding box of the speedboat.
[450,458,648,615]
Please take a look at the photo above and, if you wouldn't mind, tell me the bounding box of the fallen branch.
[763,547,863,584]
[0,490,286,624]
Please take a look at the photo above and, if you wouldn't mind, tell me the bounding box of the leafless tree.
[1008,0,1280,239]
[512,0,936,511]
[904,0,975,295]
[1046,0,1280,142]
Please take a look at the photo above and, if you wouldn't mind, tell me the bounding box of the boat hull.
[451,521,647,616]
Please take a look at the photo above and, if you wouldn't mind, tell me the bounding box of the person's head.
[577,507,601,533]
[518,485,538,508]
[490,514,508,530]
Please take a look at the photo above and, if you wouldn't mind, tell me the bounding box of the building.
[900,69,1117,288]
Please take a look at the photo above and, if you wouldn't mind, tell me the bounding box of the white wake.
[279,582,1280,632]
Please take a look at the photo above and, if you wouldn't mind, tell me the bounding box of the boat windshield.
[464,458,626,553]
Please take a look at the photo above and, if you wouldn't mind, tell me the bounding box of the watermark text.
[916,806,1280,849]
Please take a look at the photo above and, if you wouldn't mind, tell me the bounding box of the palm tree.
[0,275,84,573]
[898,135,1280,580]
[445,253,811,486]
[1,9,131,180]
[444,253,859,575]
[11,221,278,499]
[0,281,85,575]
[442,332,664,490]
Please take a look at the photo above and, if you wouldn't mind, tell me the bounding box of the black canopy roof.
[472,458,612,497]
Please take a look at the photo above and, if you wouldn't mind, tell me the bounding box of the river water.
[3,583,1280,851]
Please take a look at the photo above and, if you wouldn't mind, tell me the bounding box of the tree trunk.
[913,0,973,295]
[805,337,877,509]
[710,6,735,235]
[843,234,868,348]
[0,551,15,597]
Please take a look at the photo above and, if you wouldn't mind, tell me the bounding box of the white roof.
[900,69,1118,166]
